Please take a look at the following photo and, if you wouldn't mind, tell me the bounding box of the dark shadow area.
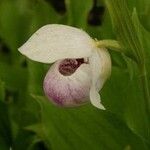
[45,0,66,14]
[88,0,105,26]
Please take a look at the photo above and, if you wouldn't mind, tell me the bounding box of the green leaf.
[27,60,47,95]
[126,0,150,31]
[0,63,27,90]
[24,95,149,150]
[14,130,46,150]
[65,0,93,28]
[0,101,12,150]
[102,63,150,144]
[0,80,11,150]
[0,80,5,102]
[104,0,150,144]
[0,0,32,61]
[131,8,150,55]
[105,0,146,63]
[29,0,60,33]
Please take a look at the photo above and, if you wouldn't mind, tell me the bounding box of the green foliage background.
[0,0,150,150]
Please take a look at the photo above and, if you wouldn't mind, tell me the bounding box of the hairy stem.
[96,40,122,52]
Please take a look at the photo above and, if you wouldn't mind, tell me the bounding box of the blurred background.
[0,0,150,150]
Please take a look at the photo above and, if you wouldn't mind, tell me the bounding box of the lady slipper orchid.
[18,24,111,109]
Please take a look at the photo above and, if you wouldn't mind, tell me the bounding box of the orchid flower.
[18,24,111,109]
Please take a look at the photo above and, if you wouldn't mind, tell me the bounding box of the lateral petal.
[89,48,111,109]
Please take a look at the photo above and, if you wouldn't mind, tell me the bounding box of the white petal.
[90,87,105,109]
[89,48,111,109]
[18,24,94,63]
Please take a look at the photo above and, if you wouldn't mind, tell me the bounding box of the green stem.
[140,64,150,115]
[96,40,122,52]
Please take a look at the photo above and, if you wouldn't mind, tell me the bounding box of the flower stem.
[96,40,122,52]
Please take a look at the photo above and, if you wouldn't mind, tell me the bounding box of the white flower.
[18,24,111,109]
